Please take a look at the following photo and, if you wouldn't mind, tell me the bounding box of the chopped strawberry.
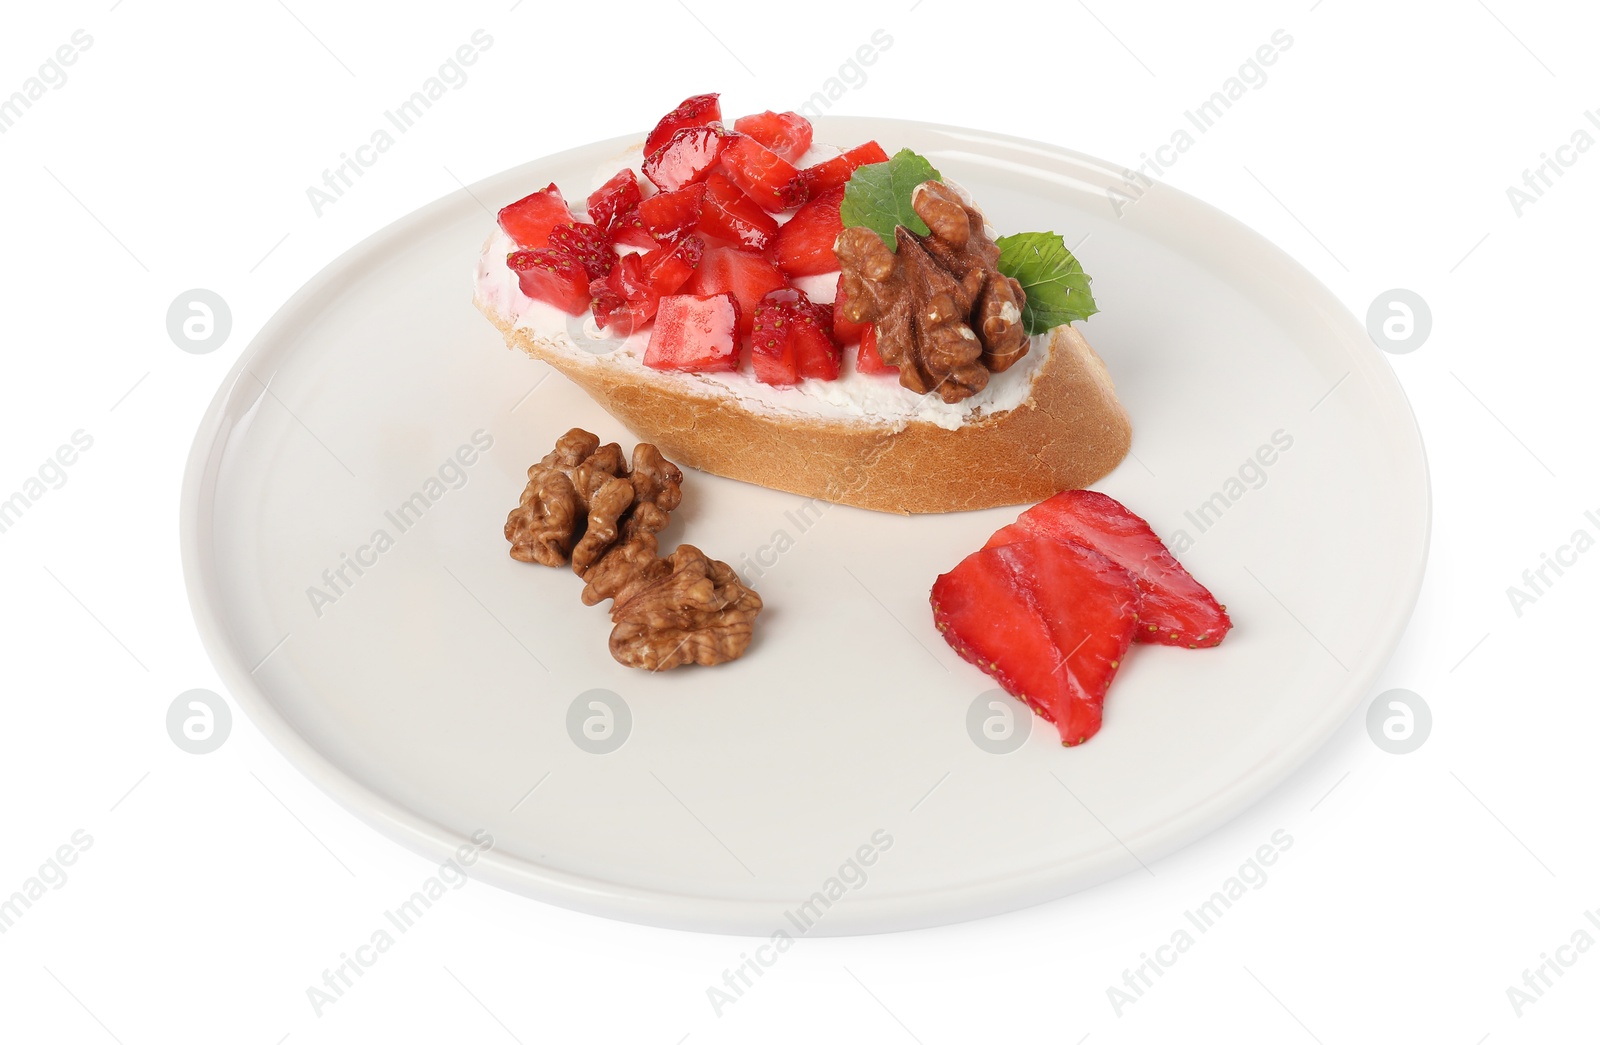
[732,111,813,163]
[856,324,897,375]
[498,184,578,249]
[831,274,867,344]
[639,183,706,245]
[793,141,890,196]
[695,173,779,251]
[546,222,616,281]
[932,538,1139,747]
[606,207,661,249]
[645,93,722,157]
[586,169,643,238]
[681,245,787,336]
[643,126,728,192]
[719,134,806,211]
[750,287,838,384]
[984,490,1233,648]
[591,236,705,334]
[771,187,844,276]
[507,249,591,315]
[645,293,742,373]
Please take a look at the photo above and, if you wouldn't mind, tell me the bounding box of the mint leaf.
[839,148,943,250]
[995,232,1098,335]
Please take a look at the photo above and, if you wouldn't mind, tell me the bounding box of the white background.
[2,0,1596,1041]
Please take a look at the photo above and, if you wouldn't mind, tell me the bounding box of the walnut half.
[607,545,763,671]
[835,180,1029,403]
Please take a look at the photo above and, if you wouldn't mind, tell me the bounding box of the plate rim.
[179,116,1431,935]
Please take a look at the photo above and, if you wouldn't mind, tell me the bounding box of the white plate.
[181,118,1429,935]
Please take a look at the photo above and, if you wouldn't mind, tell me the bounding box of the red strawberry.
[984,490,1233,648]
[591,236,704,334]
[645,93,722,157]
[719,134,806,211]
[681,246,787,336]
[856,324,897,375]
[643,126,728,192]
[498,184,578,249]
[644,293,742,373]
[586,169,643,237]
[506,249,591,315]
[794,140,890,196]
[639,183,706,245]
[751,287,838,385]
[771,186,844,276]
[932,538,1139,747]
[695,172,779,251]
[546,222,616,281]
[732,111,813,163]
[607,207,661,249]
[831,273,867,344]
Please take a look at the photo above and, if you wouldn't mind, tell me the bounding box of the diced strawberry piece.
[645,93,722,157]
[771,187,844,277]
[607,207,662,249]
[639,183,706,245]
[856,324,897,375]
[932,538,1139,747]
[591,236,705,334]
[506,249,591,315]
[643,126,728,192]
[586,169,643,237]
[498,184,578,249]
[983,490,1233,648]
[546,222,616,281]
[695,173,779,251]
[645,293,742,373]
[719,134,806,211]
[731,111,813,164]
[832,274,867,344]
[681,245,787,336]
[750,287,838,385]
[793,140,890,196]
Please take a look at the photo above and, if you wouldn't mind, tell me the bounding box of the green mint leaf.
[839,148,943,250]
[995,232,1098,335]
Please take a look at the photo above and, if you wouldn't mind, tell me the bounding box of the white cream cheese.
[473,142,1049,432]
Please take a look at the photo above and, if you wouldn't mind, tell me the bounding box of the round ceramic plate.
[181,117,1429,935]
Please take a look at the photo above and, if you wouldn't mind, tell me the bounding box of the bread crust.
[474,296,1131,514]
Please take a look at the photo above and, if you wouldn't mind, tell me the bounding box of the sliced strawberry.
[498,184,578,249]
[591,236,704,334]
[719,134,806,211]
[586,169,643,238]
[639,183,706,245]
[644,293,742,373]
[831,274,867,344]
[643,126,728,192]
[771,187,844,277]
[695,173,779,251]
[856,324,897,375]
[732,111,813,163]
[984,490,1233,648]
[750,287,838,385]
[607,207,661,249]
[645,93,722,157]
[546,222,616,281]
[681,245,787,336]
[793,141,890,196]
[932,538,1139,747]
[507,249,591,315]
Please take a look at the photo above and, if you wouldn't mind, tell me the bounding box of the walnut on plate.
[835,180,1029,403]
[505,428,759,671]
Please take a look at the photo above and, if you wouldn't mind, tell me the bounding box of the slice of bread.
[474,247,1131,515]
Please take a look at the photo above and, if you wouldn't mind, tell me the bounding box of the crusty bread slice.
[473,294,1131,515]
